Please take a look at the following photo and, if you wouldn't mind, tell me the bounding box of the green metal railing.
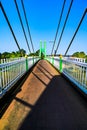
[48,56,87,94]
[0,57,39,98]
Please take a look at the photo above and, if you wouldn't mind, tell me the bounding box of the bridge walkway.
[1,60,87,130]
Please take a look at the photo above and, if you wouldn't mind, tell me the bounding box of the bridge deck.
[1,60,87,130]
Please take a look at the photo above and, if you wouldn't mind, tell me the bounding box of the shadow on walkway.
[0,62,37,118]
[18,74,87,130]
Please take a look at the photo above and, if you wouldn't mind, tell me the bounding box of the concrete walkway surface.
[1,60,87,130]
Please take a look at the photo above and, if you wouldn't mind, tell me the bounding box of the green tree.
[20,49,26,56]
[79,52,85,58]
[16,49,26,57]
[11,51,16,58]
[0,49,26,60]
[72,52,80,57]
[85,55,87,63]
[72,51,86,58]
[1,52,10,59]
[35,50,40,56]
[0,53,1,59]
[29,50,40,56]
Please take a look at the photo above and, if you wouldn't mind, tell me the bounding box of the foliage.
[28,50,39,56]
[28,49,45,59]
[0,49,45,60]
[28,50,40,56]
[1,52,10,59]
[28,53,35,56]
[85,55,87,63]
[35,50,40,56]
[72,51,86,58]
[72,51,87,63]
[0,49,26,59]
[0,53,1,61]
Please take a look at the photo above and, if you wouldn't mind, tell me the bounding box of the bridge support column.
[25,56,28,71]
[59,55,62,72]
[39,41,46,59]
[40,41,42,58]
[44,41,46,59]
[52,55,54,65]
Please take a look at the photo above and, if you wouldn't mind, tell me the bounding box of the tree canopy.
[0,49,26,59]
[72,51,86,58]
[72,51,87,62]
[0,49,45,59]
[28,49,45,59]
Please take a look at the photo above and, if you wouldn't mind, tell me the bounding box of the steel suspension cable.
[0,2,21,52]
[55,0,74,54]
[21,0,34,53]
[14,0,31,53]
[51,0,66,55]
[65,9,87,55]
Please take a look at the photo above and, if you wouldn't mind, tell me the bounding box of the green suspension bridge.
[0,0,87,129]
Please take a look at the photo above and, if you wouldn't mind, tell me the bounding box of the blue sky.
[0,0,87,55]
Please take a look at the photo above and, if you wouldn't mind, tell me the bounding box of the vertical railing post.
[40,41,42,58]
[52,55,54,65]
[33,56,34,65]
[59,55,62,72]
[25,55,28,71]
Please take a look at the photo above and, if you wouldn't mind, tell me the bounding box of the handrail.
[48,56,87,94]
[0,57,39,98]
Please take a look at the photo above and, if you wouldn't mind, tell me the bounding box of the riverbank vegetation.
[72,51,87,62]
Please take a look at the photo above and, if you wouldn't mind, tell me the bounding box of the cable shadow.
[14,97,33,109]
[38,63,53,77]
[37,66,51,80]
[32,72,47,86]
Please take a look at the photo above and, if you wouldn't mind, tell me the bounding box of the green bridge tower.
[40,41,46,59]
